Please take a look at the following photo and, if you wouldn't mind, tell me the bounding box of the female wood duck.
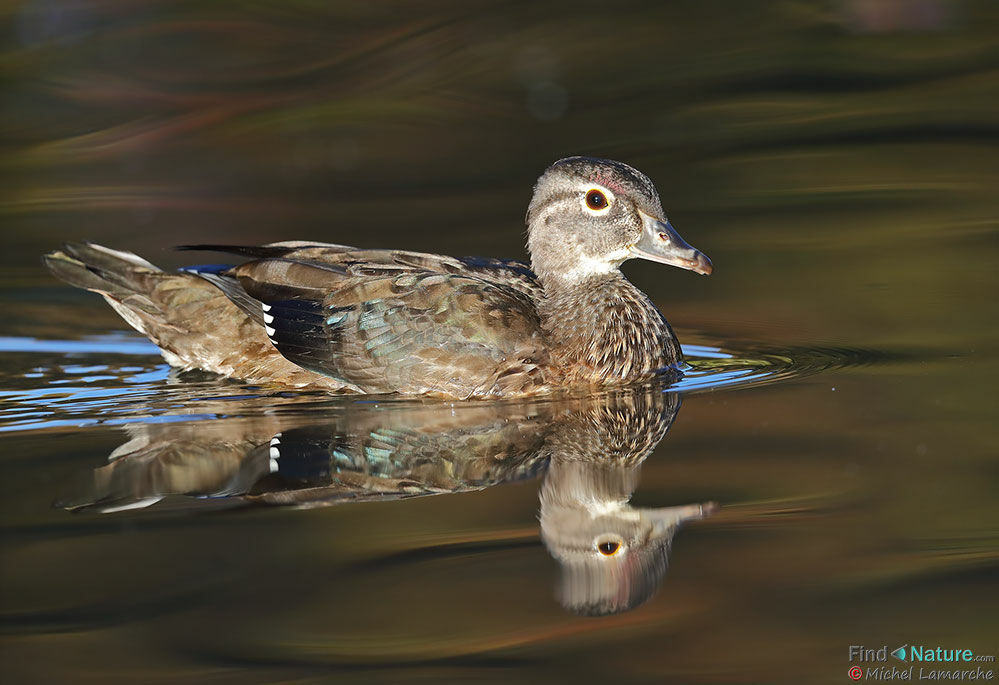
[43,157,711,398]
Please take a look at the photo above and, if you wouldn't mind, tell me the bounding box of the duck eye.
[597,541,621,556]
[585,189,608,211]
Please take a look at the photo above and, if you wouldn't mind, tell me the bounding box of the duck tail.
[42,242,164,301]
[42,242,196,348]
[41,242,321,385]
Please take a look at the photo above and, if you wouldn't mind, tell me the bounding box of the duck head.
[540,458,716,616]
[527,157,712,284]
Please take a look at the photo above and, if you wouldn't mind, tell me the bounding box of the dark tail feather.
[177,244,299,259]
[42,242,162,300]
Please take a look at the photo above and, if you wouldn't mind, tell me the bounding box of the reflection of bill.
[849,666,863,680]
[540,458,714,616]
[537,390,716,615]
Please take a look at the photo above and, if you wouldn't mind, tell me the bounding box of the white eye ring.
[581,185,614,215]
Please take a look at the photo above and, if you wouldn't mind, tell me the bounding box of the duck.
[43,156,712,398]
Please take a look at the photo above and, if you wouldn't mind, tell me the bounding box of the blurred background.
[1,0,997,683]
[3,0,994,349]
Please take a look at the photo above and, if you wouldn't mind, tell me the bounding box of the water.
[2,1,998,683]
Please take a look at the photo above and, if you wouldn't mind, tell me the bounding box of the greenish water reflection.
[58,387,714,616]
[2,0,997,683]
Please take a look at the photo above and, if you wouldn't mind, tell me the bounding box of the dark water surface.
[2,1,997,683]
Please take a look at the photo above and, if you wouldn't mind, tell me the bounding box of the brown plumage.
[42,157,712,398]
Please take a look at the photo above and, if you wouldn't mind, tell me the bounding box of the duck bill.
[647,501,718,539]
[631,212,713,275]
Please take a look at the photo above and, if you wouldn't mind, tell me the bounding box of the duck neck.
[536,270,682,383]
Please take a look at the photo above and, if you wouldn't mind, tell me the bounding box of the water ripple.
[0,334,897,433]
[678,343,898,393]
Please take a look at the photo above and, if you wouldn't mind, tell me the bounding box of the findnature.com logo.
[847,644,996,681]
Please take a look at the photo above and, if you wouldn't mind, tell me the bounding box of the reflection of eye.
[595,534,624,556]
[597,541,620,556]
[585,189,608,210]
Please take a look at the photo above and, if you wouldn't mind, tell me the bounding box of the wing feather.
[181,245,551,396]
[238,265,548,395]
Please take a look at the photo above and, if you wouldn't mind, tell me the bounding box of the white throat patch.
[559,247,631,281]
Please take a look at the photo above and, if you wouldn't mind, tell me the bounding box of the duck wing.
[181,242,545,300]
[184,247,551,397]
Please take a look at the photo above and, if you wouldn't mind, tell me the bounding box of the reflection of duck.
[537,392,715,615]
[43,157,711,398]
[65,388,714,614]
[541,461,714,616]
[64,401,551,511]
